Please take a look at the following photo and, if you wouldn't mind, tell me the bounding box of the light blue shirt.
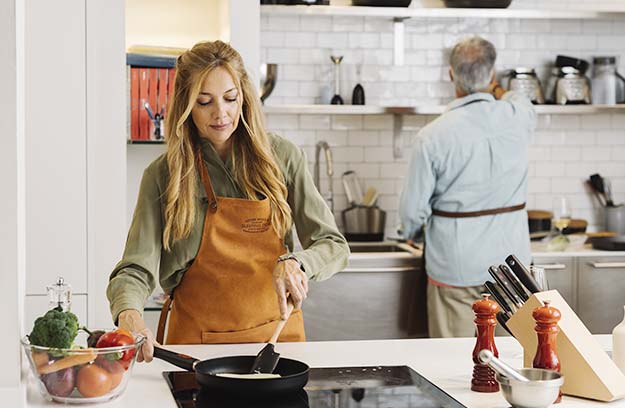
[399,91,536,287]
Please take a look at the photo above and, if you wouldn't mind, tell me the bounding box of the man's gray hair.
[449,36,497,94]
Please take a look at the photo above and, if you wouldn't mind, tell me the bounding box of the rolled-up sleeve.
[106,166,161,323]
[399,136,436,240]
[287,149,349,282]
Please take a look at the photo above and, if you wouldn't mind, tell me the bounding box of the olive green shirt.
[107,134,349,323]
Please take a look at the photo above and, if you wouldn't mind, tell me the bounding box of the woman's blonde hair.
[162,40,291,250]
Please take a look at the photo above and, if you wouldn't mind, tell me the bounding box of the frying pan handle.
[153,346,199,371]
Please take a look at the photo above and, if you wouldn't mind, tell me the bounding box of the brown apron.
[162,154,306,344]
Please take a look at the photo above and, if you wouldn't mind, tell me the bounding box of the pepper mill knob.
[533,299,563,403]
[471,293,500,393]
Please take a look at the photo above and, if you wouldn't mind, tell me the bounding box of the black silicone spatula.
[250,301,294,374]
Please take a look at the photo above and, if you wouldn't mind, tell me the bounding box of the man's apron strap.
[432,203,526,218]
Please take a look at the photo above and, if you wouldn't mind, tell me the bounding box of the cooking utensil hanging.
[342,171,364,207]
[250,301,294,374]
[153,347,309,395]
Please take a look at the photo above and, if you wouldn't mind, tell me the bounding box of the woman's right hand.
[117,309,157,363]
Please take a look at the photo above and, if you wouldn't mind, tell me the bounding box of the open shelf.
[260,5,625,20]
[127,140,166,144]
[262,104,625,116]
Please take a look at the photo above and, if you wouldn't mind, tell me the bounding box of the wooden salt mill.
[532,299,562,403]
[471,293,500,392]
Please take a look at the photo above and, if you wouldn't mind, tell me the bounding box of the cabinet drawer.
[577,257,625,334]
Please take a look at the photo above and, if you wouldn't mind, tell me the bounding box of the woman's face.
[191,66,241,151]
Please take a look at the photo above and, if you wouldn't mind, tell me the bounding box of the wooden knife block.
[507,290,625,402]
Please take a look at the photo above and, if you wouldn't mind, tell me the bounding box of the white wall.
[260,11,625,235]
[0,0,26,400]
[126,0,226,49]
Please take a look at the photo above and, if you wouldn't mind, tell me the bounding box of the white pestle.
[478,350,530,382]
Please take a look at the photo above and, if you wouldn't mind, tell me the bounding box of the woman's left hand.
[272,259,309,319]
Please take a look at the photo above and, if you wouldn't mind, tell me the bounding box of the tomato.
[76,364,112,398]
[95,357,125,390]
[95,357,125,374]
[109,371,124,390]
[95,329,135,362]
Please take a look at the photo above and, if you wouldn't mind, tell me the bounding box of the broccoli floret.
[28,306,79,349]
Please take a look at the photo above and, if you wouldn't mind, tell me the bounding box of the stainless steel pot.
[342,206,386,242]
[606,205,625,234]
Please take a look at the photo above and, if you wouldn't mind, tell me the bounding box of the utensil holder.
[605,205,625,234]
[506,290,625,401]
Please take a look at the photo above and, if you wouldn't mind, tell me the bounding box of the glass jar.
[46,276,72,311]
[592,56,618,105]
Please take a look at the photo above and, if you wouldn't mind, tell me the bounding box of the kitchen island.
[25,335,624,407]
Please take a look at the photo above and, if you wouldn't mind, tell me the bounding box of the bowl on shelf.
[443,0,512,8]
[22,331,145,404]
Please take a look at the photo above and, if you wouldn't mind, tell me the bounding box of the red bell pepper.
[96,328,136,367]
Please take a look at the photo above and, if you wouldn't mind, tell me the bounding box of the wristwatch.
[278,254,306,272]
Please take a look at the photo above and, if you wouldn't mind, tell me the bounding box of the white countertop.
[25,335,624,407]
[531,241,625,257]
[347,240,625,258]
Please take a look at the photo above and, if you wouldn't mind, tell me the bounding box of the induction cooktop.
[163,365,467,408]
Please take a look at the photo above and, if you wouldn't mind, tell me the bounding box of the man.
[399,36,536,338]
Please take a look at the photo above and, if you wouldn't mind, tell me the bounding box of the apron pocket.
[201,310,306,344]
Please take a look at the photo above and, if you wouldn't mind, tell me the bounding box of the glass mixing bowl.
[22,331,145,404]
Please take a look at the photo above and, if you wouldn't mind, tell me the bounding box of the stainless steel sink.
[348,243,406,253]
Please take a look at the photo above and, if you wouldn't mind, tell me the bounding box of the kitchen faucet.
[314,141,334,213]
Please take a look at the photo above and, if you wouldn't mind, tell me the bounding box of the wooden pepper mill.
[533,300,562,403]
[471,293,500,392]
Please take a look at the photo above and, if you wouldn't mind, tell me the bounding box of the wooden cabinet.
[577,257,625,334]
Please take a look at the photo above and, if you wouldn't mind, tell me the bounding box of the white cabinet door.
[577,257,625,334]
[24,295,88,337]
[25,0,87,294]
[532,256,577,311]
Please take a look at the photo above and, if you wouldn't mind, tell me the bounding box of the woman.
[107,41,349,361]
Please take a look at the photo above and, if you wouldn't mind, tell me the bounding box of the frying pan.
[153,346,309,395]
[589,235,625,251]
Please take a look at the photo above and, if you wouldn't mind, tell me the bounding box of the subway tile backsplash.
[261,6,625,236]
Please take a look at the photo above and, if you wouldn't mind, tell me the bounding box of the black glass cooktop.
[163,366,467,408]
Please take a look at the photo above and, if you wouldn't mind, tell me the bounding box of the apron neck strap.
[195,150,219,212]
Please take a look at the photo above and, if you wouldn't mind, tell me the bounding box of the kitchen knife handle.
[498,264,529,302]
[488,265,524,309]
[484,281,514,315]
[505,254,541,294]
